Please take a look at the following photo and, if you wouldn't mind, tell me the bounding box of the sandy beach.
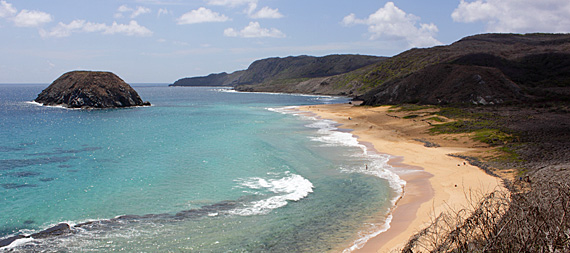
[298,103,505,252]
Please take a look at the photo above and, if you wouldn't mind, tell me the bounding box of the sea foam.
[230,171,314,216]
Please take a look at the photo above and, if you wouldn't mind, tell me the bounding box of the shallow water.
[0,85,403,252]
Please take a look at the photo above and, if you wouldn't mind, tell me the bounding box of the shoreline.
[297,103,504,252]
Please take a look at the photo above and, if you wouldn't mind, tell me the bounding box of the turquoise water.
[0,85,403,252]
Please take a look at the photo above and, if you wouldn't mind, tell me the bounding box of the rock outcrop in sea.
[35,71,151,109]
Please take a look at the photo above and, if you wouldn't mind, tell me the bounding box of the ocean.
[0,84,404,252]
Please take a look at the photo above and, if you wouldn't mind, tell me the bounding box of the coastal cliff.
[173,33,570,105]
[170,54,385,95]
[171,71,245,87]
[35,71,151,109]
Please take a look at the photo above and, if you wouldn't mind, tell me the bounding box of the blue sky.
[1,0,570,83]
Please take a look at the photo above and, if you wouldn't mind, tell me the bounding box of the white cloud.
[208,0,283,19]
[134,0,186,5]
[82,22,108,33]
[116,5,130,18]
[341,2,440,48]
[341,13,358,26]
[13,9,52,27]
[451,0,498,23]
[105,20,152,35]
[41,19,86,37]
[207,0,253,7]
[132,6,151,18]
[41,20,152,38]
[224,21,285,38]
[1,1,53,27]
[249,6,283,19]
[118,5,131,13]
[157,8,171,17]
[177,7,229,24]
[452,0,570,33]
[223,28,238,36]
[0,0,16,18]
[116,5,151,19]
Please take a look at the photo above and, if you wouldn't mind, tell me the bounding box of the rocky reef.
[35,71,150,109]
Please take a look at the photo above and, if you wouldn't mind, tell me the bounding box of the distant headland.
[35,71,151,109]
[172,33,570,106]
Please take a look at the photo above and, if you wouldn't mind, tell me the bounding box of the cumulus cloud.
[248,4,283,19]
[177,7,229,24]
[116,5,151,19]
[224,21,285,38]
[13,9,52,27]
[41,19,87,37]
[41,20,152,38]
[208,0,283,19]
[132,6,151,18]
[0,0,16,18]
[118,5,131,13]
[342,2,440,48]
[0,1,52,27]
[1,1,152,38]
[105,20,152,35]
[452,0,570,33]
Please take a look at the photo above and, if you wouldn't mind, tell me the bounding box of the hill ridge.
[171,33,570,105]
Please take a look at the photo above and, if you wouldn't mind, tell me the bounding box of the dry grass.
[402,180,570,252]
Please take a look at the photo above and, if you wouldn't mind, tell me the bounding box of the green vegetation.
[516,167,529,176]
[268,78,311,85]
[495,146,524,163]
[473,129,514,146]
[425,116,446,122]
[429,120,469,134]
[435,107,494,119]
[429,120,494,133]
[402,114,420,119]
[358,49,449,93]
[427,107,516,147]
[393,104,433,111]
[240,54,384,86]
[429,116,512,146]
[383,105,523,171]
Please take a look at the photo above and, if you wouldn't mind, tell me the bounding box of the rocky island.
[35,71,151,109]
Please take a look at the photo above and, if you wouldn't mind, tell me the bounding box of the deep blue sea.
[0,84,404,252]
